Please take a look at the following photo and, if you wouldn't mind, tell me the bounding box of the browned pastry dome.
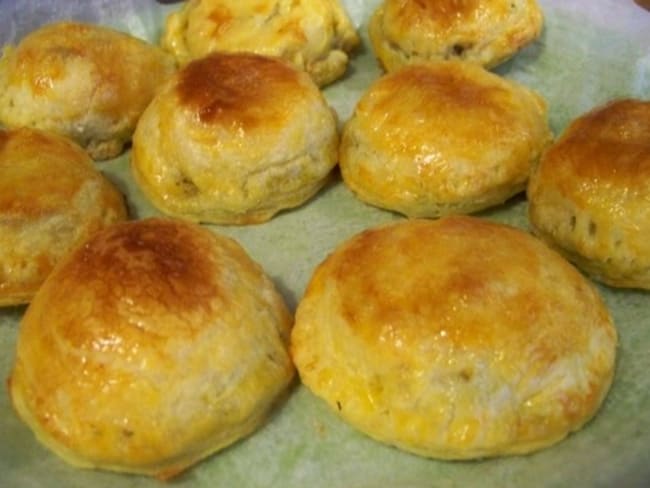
[0,21,176,159]
[369,0,544,71]
[0,127,127,306]
[339,60,552,217]
[9,218,295,478]
[131,52,338,224]
[292,216,617,459]
[528,98,650,289]
[161,0,359,86]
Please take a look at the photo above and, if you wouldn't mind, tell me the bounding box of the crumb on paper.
[313,419,328,438]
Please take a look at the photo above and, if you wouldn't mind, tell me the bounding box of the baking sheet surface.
[1,1,649,486]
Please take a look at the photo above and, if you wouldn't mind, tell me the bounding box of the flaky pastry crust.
[528,98,650,289]
[131,52,338,224]
[339,61,552,217]
[369,0,543,71]
[0,127,127,306]
[0,21,175,160]
[161,0,359,86]
[292,216,617,459]
[9,218,294,478]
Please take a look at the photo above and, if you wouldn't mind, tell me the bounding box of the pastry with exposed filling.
[161,0,359,86]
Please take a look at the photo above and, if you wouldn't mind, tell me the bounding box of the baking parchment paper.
[0,1,649,486]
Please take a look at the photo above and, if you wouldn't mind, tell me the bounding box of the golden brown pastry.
[0,21,176,160]
[291,216,617,460]
[528,98,650,289]
[339,61,552,217]
[369,0,544,72]
[0,127,127,307]
[9,218,295,479]
[131,52,339,225]
[161,0,359,86]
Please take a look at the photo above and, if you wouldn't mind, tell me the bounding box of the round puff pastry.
[9,218,295,479]
[161,0,359,86]
[0,21,176,160]
[339,61,552,217]
[291,216,617,459]
[131,52,339,225]
[0,127,127,307]
[528,98,650,289]
[369,0,544,72]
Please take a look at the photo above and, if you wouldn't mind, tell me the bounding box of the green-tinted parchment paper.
[1,1,649,486]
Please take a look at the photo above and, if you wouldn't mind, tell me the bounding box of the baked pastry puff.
[0,21,176,160]
[339,60,552,217]
[9,218,295,479]
[528,98,650,289]
[369,0,544,72]
[0,127,127,306]
[161,0,359,86]
[291,216,617,459]
[131,52,339,225]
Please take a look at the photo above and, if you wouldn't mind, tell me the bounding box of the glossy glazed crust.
[161,0,359,86]
[369,0,543,71]
[339,61,552,217]
[9,218,294,479]
[131,52,338,225]
[528,99,650,289]
[0,128,127,306]
[291,216,617,459]
[0,21,176,160]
